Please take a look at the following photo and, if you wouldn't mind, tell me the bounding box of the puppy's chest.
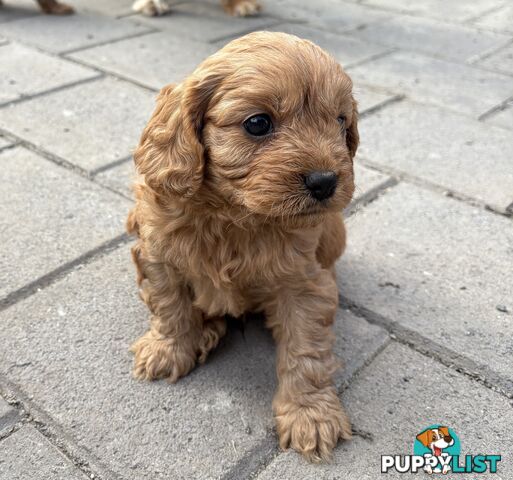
[175,227,319,316]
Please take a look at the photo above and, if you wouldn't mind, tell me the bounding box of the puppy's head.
[135,31,358,225]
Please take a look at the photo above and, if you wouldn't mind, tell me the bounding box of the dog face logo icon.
[414,425,460,474]
[416,426,455,457]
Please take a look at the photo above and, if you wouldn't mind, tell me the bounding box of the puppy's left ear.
[134,73,220,198]
[347,97,359,159]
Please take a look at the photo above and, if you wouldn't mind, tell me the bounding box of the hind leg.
[198,316,227,364]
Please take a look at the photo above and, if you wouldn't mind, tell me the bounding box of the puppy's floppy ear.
[134,74,219,197]
[346,96,359,159]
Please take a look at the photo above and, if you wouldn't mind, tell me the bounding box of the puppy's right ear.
[134,81,205,198]
[416,430,431,448]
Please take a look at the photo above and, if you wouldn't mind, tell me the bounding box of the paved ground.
[1,0,512,478]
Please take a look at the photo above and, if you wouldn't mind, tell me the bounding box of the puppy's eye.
[243,114,273,137]
[337,115,346,129]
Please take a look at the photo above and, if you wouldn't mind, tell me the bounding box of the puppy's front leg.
[265,269,351,462]
[130,242,203,383]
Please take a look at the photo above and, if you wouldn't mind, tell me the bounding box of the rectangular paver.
[352,164,392,205]
[354,84,398,114]
[258,343,513,479]
[133,1,278,43]
[0,77,155,172]
[358,100,513,212]
[260,0,390,33]
[0,42,99,105]
[362,0,503,22]
[254,23,390,68]
[0,427,89,480]
[0,146,130,299]
[0,244,389,480]
[478,43,513,75]
[485,102,513,130]
[337,182,513,385]
[0,11,151,53]
[349,14,509,62]
[348,50,513,117]
[473,5,513,34]
[69,31,217,90]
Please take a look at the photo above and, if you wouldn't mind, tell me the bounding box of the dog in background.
[127,31,359,461]
[4,0,259,16]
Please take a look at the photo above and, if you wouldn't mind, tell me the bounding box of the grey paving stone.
[133,1,278,42]
[258,343,513,479]
[0,11,151,54]
[69,31,217,90]
[262,0,390,31]
[348,51,513,117]
[352,164,392,204]
[478,43,513,75]
[337,182,513,384]
[0,0,38,24]
[0,398,18,435]
[0,427,89,480]
[94,159,135,198]
[485,102,513,130]
[0,244,388,480]
[0,134,13,150]
[71,0,135,17]
[362,0,503,22]
[256,23,389,68]
[0,78,155,172]
[358,101,513,212]
[473,5,513,34]
[0,42,99,105]
[0,146,130,299]
[349,14,509,62]
[354,84,397,114]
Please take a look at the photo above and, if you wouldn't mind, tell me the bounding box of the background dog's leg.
[221,0,261,17]
[264,269,351,462]
[36,0,74,14]
[132,0,172,16]
[129,242,204,383]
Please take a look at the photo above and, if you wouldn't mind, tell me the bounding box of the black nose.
[304,171,338,201]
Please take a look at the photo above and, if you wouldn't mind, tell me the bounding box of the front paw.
[274,392,351,462]
[130,330,196,382]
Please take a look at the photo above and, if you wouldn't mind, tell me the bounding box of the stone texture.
[0,244,389,480]
[258,343,513,479]
[0,134,13,150]
[473,5,513,34]
[358,100,513,212]
[70,31,216,90]
[478,43,513,75]
[348,51,513,117]
[337,182,513,382]
[0,427,89,480]
[0,11,151,53]
[0,398,18,435]
[133,1,279,43]
[362,0,503,22]
[349,14,509,62]
[0,146,130,299]
[256,23,389,68]
[71,0,134,17]
[94,158,135,198]
[0,42,99,105]
[0,78,155,172]
[354,84,397,114]
[270,0,390,32]
[352,164,392,205]
[485,102,513,130]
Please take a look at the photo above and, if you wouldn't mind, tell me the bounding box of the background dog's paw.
[275,395,351,462]
[38,0,74,15]
[132,0,172,16]
[225,0,261,17]
[130,330,196,382]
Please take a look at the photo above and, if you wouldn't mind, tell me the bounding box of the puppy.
[132,0,261,17]
[127,31,359,461]
[416,427,455,474]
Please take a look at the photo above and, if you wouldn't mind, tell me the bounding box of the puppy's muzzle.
[304,171,338,201]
